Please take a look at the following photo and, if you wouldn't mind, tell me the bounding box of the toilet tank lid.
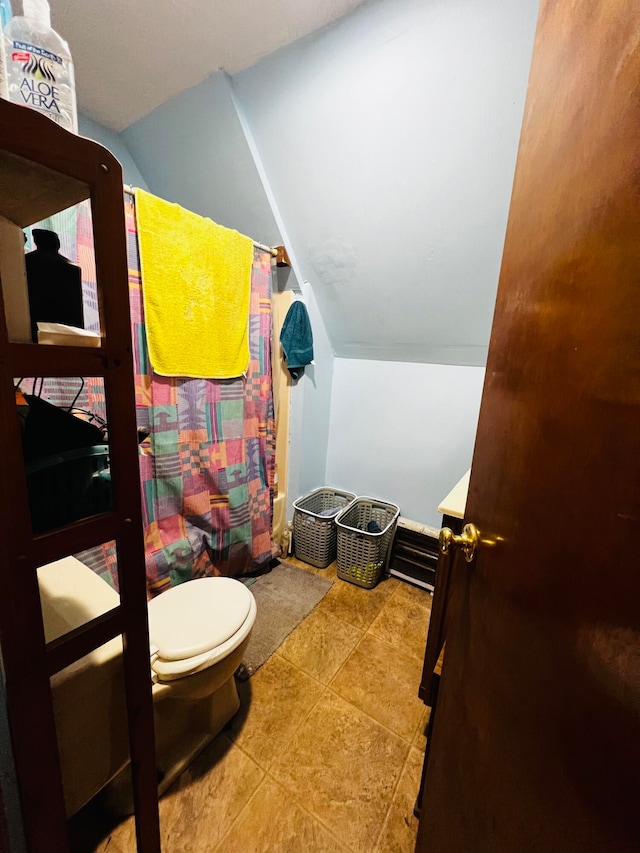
[37,556,120,644]
[147,577,254,661]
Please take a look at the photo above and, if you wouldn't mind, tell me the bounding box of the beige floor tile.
[214,776,348,853]
[93,827,135,853]
[391,580,434,608]
[330,633,425,741]
[71,579,430,853]
[270,690,409,852]
[157,736,264,852]
[78,736,264,853]
[282,554,338,578]
[310,562,338,580]
[316,573,399,630]
[374,747,424,853]
[228,653,324,769]
[368,583,431,662]
[278,607,362,683]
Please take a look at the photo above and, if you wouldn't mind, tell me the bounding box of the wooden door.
[417,2,640,851]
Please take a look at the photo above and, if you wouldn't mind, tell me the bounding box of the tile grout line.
[209,771,269,853]
[323,585,430,693]
[364,589,432,665]
[370,631,429,658]
[315,586,400,634]
[326,648,430,747]
[262,767,357,853]
[231,586,428,758]
[324,615,375,688]
[323,685,417,750]
[324,688,411,852]
[257,683,410,853]
[234,656,412,850]
[276,606,365,679]
[272,636,426,749]
[274,610,426,747]
[221,567,427,851]
[80,565,428,851]
[270,650,334,691]
[264,644,416,748]
[371,743,417,853]
[232,661,331,773]
[363,623,430,666]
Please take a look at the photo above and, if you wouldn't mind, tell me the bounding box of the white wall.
[325,359,485,526]
[122,74,280,244]
[287,282,335,513]
[78,114,148,189]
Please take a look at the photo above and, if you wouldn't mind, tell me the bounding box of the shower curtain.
[31,197,277,594]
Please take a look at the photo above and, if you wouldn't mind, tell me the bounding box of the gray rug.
[236,561,333,680]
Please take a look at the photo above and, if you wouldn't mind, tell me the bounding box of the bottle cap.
[23,0,51,27]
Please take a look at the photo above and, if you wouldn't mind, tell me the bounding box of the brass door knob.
[439,523,480,563]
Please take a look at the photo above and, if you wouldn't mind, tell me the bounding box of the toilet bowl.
[37,556,256,817]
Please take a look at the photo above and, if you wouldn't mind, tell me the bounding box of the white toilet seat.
[148,577,256,683]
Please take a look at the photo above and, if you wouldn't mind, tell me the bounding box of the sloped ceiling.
[228,0,541,365]
[46,0,367,130]
[52,0,540,366]
[119,0,540,366]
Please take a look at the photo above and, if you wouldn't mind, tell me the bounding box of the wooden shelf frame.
[0,100,160,852]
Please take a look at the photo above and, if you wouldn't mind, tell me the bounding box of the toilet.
[37,555,256,817]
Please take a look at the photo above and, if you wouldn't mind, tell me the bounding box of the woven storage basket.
[336,497,400,588]
[293,487,356,568]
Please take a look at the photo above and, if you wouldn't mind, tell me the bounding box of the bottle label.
[12,40,62,65]
[8,39,70,128]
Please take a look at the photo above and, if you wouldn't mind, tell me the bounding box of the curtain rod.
[122,184,278,257]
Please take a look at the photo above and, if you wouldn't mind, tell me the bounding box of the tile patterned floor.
[70,559,432,853]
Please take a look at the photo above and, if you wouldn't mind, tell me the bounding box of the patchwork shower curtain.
[32,198,276,594]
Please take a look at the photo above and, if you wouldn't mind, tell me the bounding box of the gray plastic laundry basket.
[293,487,356,568]
[335,497,400,588]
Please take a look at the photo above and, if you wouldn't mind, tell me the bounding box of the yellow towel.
[135,188,254,379]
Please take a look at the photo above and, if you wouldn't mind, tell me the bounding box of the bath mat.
[236,561,333,680]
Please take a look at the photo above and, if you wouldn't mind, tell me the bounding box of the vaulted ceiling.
[47,0,367,130]
[43,0,540,367]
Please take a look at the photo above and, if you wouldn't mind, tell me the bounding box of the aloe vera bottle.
[5,0,77,132]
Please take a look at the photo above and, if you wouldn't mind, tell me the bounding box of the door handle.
[439,523,480,563]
